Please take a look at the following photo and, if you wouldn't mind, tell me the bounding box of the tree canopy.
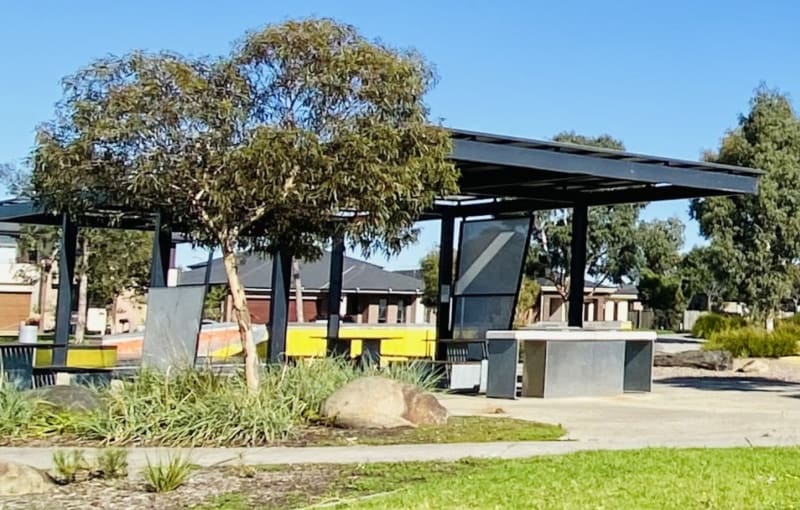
[526,132,644,299]
[31,18,458,389]
[691,87,800,323]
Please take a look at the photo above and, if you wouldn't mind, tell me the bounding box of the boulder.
[736,359,770,374]
[0,461,53,495]
[26,384,103,413]
[322,376,448,429]
[653,350,733,371]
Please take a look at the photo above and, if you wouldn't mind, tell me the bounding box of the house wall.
[0,237,36,334]
[245,296,320,324]
[535,291,636,325]
[237,291,424,325]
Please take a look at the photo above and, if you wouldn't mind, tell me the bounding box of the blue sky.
[2,0,799,269]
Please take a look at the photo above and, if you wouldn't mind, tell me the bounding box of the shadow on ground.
[656,337,703,345]
[657,376,800,392]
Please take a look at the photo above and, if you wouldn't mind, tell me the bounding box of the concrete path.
[4,375,800,469]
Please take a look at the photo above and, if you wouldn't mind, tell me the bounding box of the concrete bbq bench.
[484,328,657,399]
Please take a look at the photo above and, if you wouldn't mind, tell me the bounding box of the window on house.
[396,298,406,323]
[378,298,388,323]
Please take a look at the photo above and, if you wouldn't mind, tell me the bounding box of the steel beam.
[268,249,292,364]
[435,215,455,360]
[568,205,588,328]
[326,235,345,355]
[53,213,77,365]
[149,212,172,288]
[452,139,758,194]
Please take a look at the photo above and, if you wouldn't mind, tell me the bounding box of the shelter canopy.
[430,129,761,217]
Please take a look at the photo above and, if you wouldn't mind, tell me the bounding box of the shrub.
[705,326,798,358]
[52,449,88,484]
[691,313,746,339]
[96,448,128,479]
[143,454,192,492]
[0,381,42,438]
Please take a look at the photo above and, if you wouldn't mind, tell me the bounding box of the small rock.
[0,461,54,495]
[26,384,103,413]
[322,376,448,429]
[737,359,769,374]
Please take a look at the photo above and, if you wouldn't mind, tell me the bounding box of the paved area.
[443,373,800,446]
[4,373,800,469]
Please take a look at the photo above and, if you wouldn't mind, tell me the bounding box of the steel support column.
[268,249,292,364]
[326,235,345,355]
[435,215,455,361]
[568,204,588,327]
[149,212,172,288]
[53,213,77,365]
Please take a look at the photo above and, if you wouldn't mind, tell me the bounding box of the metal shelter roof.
[0,128,762,225]
[430,129,761,217]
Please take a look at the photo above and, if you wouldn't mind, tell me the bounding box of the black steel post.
[268,248,292,364]
[435,215,455,361]
[326,235,345,355]
[53,213,77,365]
[568,204,588,328]
[149,212,172,288]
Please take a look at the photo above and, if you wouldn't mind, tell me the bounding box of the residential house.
[533,279,640,325]
[179,252,427,324]
[0,222,37,334]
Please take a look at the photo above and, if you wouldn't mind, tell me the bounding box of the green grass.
[194,447,800,509]
[305,416,565,446]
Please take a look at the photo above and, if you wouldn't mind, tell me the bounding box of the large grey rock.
[27,384,103,413]
[322,376,448,429]
[0,461,53,495]
[654,350,733,371]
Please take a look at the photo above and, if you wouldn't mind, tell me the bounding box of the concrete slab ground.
[3,375,800,470]
[442,375,800,446]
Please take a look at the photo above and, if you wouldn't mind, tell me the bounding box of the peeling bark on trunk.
[293,258,304,323]
[74,236,89,344]
[222,247,259,392]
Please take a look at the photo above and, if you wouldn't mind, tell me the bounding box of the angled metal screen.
[142,285,206,371]
[452,217,532,349]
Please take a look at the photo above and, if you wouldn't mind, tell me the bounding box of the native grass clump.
[0,358,438,446]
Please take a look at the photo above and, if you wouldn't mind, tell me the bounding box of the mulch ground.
[0,465,342,510]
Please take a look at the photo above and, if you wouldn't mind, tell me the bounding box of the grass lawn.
[199,447,800,509]
[301,416,565,446]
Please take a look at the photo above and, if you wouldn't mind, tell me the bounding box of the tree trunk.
[293,258,304,323]
[110,294,120,334]
[766,314,775,332]
[36,262,50,333]
[222,247,259,392]
[74,236,89,344]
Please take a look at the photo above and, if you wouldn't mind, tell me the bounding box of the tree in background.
[514,276,541,328]
[633,217,685,330]
[419,249,440,309]
[680,246,729,311]
[16,226,60,330]
[691,88,800,328]
[203,285,228,321]
[32,19,457,391]
[526,132,643,301]
[16,226,151,338]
